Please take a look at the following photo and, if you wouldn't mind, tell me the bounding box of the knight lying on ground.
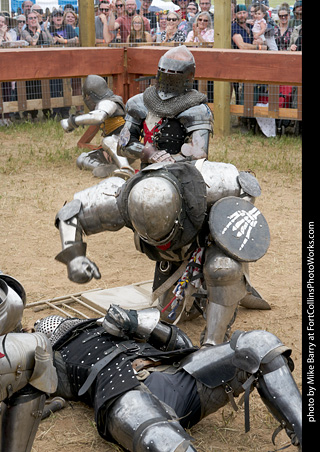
[34,303,302,452]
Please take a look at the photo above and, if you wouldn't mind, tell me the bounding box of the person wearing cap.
[231,4,268,50]
[64,3,75,12]
[11,14,27,40]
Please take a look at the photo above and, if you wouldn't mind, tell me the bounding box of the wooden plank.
[16,81,27,111]
[77,124,101,150]
[41,79,51,110]
[297,86,302,121]
[126,47,302,85]
[63,78,72,107]
[243,83,254,117]
[0,83,3,114]
[0,47,125,82]
[230,104,301,120]
[268,85,279,118]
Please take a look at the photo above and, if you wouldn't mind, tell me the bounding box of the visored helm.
[156,45,196,100]
[82,74,114,110]
[128,176,183,246]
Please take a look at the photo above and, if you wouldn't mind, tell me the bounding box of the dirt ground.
[0,129,302,452]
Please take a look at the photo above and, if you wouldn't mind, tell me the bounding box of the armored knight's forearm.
[100,305,193,350]
[61,99,118,132]
[55,177,126,283]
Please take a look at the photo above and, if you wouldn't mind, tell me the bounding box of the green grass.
[0,119,301,179]
[0,119,83,174]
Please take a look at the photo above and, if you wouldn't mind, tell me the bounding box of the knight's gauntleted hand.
[67,256,101,284]
[60,115,79,133]
[141,142,174,164]
[100,304,138,337]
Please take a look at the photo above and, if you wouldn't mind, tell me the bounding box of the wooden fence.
[0,45,302,137]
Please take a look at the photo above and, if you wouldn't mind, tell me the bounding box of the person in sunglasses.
[10,14,27,40]
[95,0,115,44]
[186,11,214,43]
[161,11,186,43]
[113,0,151,42]
[114,0,126,19]
[274,2,294,51]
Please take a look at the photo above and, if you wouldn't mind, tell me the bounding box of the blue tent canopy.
[10,1,79,13]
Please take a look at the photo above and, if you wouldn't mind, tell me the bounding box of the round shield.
[238,171,262,198]
[209,196,270,262]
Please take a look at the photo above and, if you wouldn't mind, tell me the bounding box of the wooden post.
[213,0,231,136]
[79,0,96,48]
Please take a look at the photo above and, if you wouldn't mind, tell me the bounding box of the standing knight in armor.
[114,45,213,167]
[0,272,57,452]
[54,158,270,346]
[60,74,134,178]
[34,304,302,452]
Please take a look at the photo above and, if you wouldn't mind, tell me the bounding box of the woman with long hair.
[274,2,293,50]
[126,14,152,43]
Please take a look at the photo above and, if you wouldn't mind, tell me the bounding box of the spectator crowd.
[0,0,302,126]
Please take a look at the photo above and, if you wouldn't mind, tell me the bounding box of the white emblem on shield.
[221,206,261,251]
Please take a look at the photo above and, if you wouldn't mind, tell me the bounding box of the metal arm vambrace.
[55,177,126,266]
[74,100,119,127]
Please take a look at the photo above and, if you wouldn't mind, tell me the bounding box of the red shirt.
[115,15,151,42]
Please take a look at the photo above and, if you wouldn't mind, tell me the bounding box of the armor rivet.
[112,387,114,390]
[122,380,125,383]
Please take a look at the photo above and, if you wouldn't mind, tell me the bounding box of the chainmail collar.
[143,86,207,118]
[50,318,89,347]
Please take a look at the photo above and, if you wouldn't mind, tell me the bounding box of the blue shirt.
[231,21,253,48]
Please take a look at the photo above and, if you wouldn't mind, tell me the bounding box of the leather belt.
[78,340,140,396]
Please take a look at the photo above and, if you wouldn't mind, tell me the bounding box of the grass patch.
[209,132,302,179]
[0,120,302,179]
[0,119,83,174]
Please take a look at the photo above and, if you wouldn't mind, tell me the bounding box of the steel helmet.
[82,74,114,110]
[127,176,182,246]
[156,45,196,100]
